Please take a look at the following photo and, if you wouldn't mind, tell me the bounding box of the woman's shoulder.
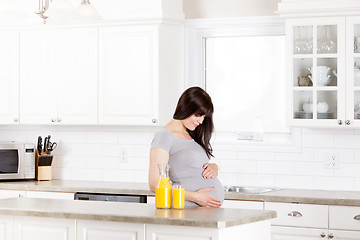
[154,128,173,139]
[151,128,174,152]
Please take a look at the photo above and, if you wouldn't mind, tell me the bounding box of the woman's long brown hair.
[173,87,214,158]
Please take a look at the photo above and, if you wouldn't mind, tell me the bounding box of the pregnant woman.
[148,87,224,208]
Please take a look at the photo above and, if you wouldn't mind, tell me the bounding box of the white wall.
[1,125,359,191]
[183,0,281,19]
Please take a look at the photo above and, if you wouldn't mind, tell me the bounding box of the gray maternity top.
[151,128,224,207]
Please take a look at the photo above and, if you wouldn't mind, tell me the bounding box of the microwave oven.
[0,143,35,180]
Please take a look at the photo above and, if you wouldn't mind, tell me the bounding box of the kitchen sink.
[224,186,280,194]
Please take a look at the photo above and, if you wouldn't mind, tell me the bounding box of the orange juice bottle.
[155,164,172,208]
[172,184,185,209]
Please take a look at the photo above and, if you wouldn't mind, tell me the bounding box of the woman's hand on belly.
[202,163,218,179]
[185,187,221,208]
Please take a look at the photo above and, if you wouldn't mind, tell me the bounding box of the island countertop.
[1,180,360,206]
[0,197,276,228]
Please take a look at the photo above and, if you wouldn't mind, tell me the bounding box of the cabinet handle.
[287,211,303,217]
[320,233,326,238]
[328,233,334,239]
[51,118,56,123]
[57,118,62,123]
[345,120,350,125]
[13,118,18,123]
[152,119,157,123]
[354,214,360,220]
[337,120,342,125]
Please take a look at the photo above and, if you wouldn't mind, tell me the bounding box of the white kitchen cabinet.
[77,220,145,240]
[271,226,328,240]
[0,30,19,125]
[328,230,360,240]
[20,27,98,125]
[99,23,183,125]
[286,15,360,128]
[286,17,347,127]
[222,199,264,210]
[25,191,74,200]
[0,215,12,240]
[0,190,25,199]
[14,216,75,240]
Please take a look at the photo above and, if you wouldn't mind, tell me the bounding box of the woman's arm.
[148,148,169,192]
[185,188,221,208]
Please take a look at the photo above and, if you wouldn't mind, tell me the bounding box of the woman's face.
[182,114,205,131]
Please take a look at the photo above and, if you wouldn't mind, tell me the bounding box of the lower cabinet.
[0,215,12,240]
[77,220,144,240]
[266,202,360,240]
[222,199,264,210]
[146,224,218,240]
[271,226,327,240]
[0,190,25,199]
[13,216,75,240]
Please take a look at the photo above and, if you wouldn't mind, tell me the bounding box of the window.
[205,35,289,133]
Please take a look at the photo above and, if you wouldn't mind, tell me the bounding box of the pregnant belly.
[178,177,224,207]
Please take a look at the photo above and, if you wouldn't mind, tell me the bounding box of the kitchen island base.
[1,215,271,240]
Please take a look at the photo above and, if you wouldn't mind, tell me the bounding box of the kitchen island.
[0,197,276,240]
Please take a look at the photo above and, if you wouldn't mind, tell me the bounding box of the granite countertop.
[0,197,276,228]
[1,180,360,206]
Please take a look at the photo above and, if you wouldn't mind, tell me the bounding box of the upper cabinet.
[20,27,98,125]
[0,30,19,124]
[99,23,183,125]
[279,0,360,128]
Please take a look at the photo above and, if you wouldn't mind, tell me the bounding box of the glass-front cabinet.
[287,16,360,128]
[346,17,360,128]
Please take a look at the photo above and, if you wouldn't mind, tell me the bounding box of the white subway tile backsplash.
[302,134,334,148]
[0,125,359,191]
[219,160,256,174]
[257,161,294,175]
[275,148,313,162]
[102,169,134,182]
[275,175,314,189]
[213,151,237,160]
[86,131,118,144]
[72,169,102,181]
[314,148,354,163]
[237,151,275,160]
[293,162,333,176]
[87,156,118,169]
[236,174,275,187]
[334,135,360,148]
[314,176,354,191]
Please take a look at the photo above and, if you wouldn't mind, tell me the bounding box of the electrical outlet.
[119,149,128,162]
[323,152,339,169]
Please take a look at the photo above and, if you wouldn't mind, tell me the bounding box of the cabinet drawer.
[265,202,328,228]
[329,205,360,231]
[222,200,264,210]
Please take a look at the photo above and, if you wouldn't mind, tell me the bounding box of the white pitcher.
[308,66,331,86]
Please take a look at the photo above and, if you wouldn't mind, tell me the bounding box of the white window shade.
[205,35,289,133]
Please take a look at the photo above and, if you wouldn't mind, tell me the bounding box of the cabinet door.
[271,226,328,240]
[0,30,19,125]
[0,190,25,199]
[99,25,157,125]
[146,224,218,240]
[286,17,346,127]
[57,28,98,125]
[14,216,75,240]
[329,230,360,240]
[20,29,58,124]
[346,16,360,127]
[77,220,144,240]
[25,191,74,200]
[0,215,12,240]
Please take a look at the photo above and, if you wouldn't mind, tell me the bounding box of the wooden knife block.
[35,150,52,181]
